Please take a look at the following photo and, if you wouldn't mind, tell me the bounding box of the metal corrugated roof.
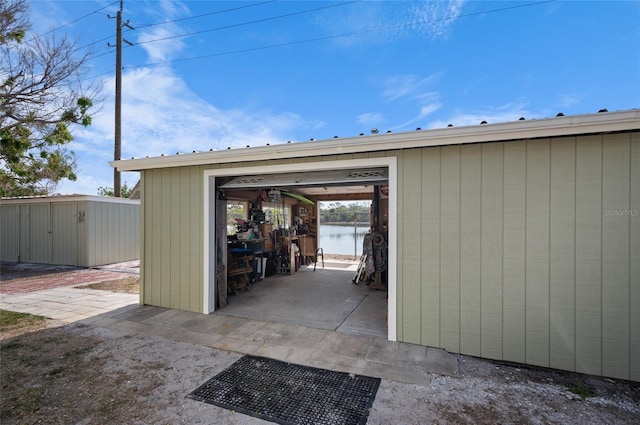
[112,109,640,172]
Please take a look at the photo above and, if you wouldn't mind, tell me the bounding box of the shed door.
[52,203,78,266]
[28,204,52,263]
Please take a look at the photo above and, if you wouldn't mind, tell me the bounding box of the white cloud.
[409,0,465,40]
[382,73,443,102]
[86,67,306,157]
[393,101,442,130]
[136,26,186,63]
[64,64,308,195]
[133,0,191,62]
[313,0,467,47]
[426,102,537,129]
[357,112,384,126]
[557,94,581,108]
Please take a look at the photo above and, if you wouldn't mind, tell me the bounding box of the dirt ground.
[1,269,639,424]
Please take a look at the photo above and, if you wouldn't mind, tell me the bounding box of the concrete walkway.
[0,264,459,386]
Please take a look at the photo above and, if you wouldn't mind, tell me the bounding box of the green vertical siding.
[502,141,527,363]
[420,148,441,347]
[525,139,550,367]
[141,166,205,313]
[459,144,482,356]
[630,132,640,382]
[549,137,576,372]
[575,135,603,375]
[440,145,461,353]
[396,132,638,380]
[401,150,422,344]
[601,134,631,379]
[481,143,504,360]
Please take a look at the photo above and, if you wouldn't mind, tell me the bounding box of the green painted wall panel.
[149,168,163,307]
[575,135,603,375]
[480,143,504,360]
[525,139,551,367]
[502,141,527,363]
[459,144,482,356]
[179,167,192,311]
[439,145,461,353]
[630,133,640,382]
[549,137,576,372]
[420,148,441,347]
[602,133,631,380]
[401,149,423,344]
[170,168,182,310]
[141,166,203,313]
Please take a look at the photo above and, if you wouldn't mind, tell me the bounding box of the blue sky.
[28,0,640,195]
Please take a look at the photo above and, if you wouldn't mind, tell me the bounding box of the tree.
[319,201,370,223]
[1,0,95,197]
[97,182,133,198]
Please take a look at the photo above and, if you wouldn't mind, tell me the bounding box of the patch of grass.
[569,381,596,399]
[0,310,46,332]
[76,277,140,294]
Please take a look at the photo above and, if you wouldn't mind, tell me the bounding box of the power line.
[26,1,119,43]
[81,0,555,81]
[130,0,278,29]
[124,0,555,70]
[134,1,357,47]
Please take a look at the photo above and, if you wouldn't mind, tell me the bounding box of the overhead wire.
[130,0,278,29]
[81,0,554,81]
[25,0,119,43]
[133,1,358,47]
[124,0,556,70]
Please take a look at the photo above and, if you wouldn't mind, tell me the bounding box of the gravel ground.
[1,319,639,425]
[1,262,639,424]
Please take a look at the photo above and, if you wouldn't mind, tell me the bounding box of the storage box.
[261,223,273,237]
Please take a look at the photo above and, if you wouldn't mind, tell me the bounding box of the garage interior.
[214,168,389,338]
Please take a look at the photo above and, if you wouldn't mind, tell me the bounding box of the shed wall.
[140,167,206,312]
[85,200,140,266]
[396,132,639,381]
[138,131,638,381]
[0,198,139,267]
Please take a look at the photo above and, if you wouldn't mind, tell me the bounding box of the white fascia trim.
[202,157,398,342]
[0,195,140,205]
[114,110,639,172]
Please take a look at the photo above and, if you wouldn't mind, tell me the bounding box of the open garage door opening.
[204,161,396,340]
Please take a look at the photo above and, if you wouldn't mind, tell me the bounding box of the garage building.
[112,109,639,381]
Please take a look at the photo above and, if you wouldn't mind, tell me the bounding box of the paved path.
[0,261,459,385]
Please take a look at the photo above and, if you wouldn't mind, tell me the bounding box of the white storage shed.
[0,195,139,267]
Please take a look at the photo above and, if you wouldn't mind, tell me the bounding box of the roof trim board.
[112,109,640,172]
[0,195,140,205]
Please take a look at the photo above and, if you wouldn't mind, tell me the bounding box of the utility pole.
[110,1,132,197]
[114,2,122,197]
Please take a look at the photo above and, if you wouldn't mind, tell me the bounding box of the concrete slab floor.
[217,266,388,338]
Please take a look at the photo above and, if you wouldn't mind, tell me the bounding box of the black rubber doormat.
[188,355,381,425]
